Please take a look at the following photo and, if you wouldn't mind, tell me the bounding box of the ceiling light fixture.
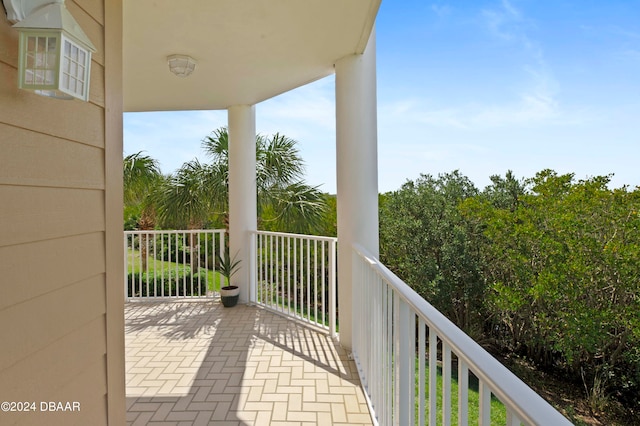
[167,54,196,78]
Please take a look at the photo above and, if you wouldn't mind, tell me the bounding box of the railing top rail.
[253,230,337,243]
[352,243,572,426]
[124,229,226,235]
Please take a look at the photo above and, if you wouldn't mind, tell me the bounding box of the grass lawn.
[256,281,337,330]
[408,356,507,425]
[127,249,225,293]
[414,360,507,425]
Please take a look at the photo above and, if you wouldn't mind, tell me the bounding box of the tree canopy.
[124,128,327,234]
[380,169,640,417]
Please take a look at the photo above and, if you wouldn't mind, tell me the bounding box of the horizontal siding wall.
[0,1,112,425]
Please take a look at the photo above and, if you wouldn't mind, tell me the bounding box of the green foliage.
[154,159,216,229]
[151,127,327,234]
[317,194,337,237]
[127,269,209,297]
[463,170,640,412]
[379,171,485,332]
[123,152,164,230]
[216,250,241,287]
[381,168,640,415]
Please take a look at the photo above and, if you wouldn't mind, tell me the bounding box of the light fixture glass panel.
[57,37,90,100]
[20,33,60,90]
[35,69,44,84]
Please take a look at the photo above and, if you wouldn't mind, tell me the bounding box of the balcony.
[125,302,371,425]
[125,230,571,425]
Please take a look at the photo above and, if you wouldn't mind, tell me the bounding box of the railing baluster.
[409,311,416,426]
[429,330,437,426]
[459,359,469,426]
[372,265,379,420]
[293,235,297,317]
[418,319,426,426]
[381,277,388,425]
[219,230,224,290]
[329,239,336,337]
[386,285,393,426]
[280,235,285,312]
[190,232,194,297]
[122,233,132,301]
[287,237,291,315]
[479,381,491,425]
[274,234,279,308]
[204,232,208,296]
[268,234,273,307]
[321,241,325,327]
[160,235,166,297]
[443,342,452,426]
[313,239,318,325]
[306,238,310,323]
[396,298,411,426]
[507,410,521,426]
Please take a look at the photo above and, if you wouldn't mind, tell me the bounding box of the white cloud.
[258,77,335,136]
[380,82,560,130]
[431,4,452,18]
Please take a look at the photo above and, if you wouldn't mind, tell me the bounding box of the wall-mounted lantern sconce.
[3,0,96,101]
[167,54,197,78]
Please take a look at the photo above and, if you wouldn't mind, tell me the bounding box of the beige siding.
[0,123,104,189]
[0,0,124,424]
[0,233,106,311]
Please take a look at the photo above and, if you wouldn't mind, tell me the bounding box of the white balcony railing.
[251,231,337,337]
[124,229,571,424]
[124,230,226,300]
[352,244,572,426]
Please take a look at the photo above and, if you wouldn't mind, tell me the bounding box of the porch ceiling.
[123,0,380,112]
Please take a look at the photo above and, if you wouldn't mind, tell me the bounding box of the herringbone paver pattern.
[125,301,373,425]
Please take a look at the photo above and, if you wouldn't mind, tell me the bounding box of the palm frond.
[202,127,229,163]
[267,182,327,234]
[123,151,162,206]
[257,133,305,191]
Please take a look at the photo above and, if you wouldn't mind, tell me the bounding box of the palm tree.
[154,159,220,230]
[123,151,163,270]
[200,127,326,234]
[123,151,163,230]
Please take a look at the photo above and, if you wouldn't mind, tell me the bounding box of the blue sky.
[124,0,640,193]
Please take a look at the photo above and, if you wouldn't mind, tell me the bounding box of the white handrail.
[352,243,571,426]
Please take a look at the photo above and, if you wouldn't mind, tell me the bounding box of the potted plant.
[217,250,242,307]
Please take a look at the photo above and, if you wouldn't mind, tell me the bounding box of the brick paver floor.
[125,301,373,425]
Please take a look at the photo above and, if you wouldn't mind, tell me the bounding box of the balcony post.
[335,27,379,349]
[228,104,257,304]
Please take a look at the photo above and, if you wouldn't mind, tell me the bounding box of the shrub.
[127,268,209,297]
